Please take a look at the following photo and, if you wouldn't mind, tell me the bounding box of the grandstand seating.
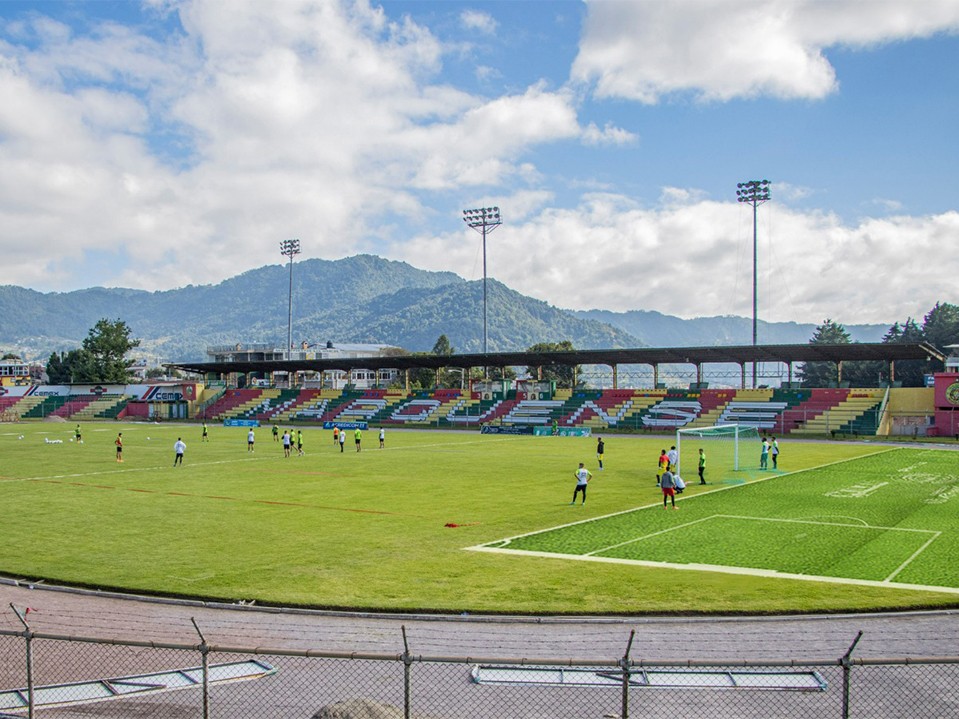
[787,389,884,436]
[20,395,69,418]
[69,395,129,420]
[10,385,897,437]
[199,389,267,420]
[683,389,739,428]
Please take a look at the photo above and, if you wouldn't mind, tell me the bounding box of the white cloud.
[572,0,959,102]
[460,10,497,35]
[397,194,959,326]
[868,198,905,213]
[474,64,500,83]
[0,0,955,333]
[0,1,583,291]
[581,121,636,146]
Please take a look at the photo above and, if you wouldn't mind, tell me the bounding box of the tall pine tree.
[798,319,850,387]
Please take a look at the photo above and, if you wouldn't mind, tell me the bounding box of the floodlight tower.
[280,238,301,357]
[736,180,770,388]
[462,207,502,357]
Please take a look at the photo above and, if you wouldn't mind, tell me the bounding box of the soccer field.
[1,421,957,614]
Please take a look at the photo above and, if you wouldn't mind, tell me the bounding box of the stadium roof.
[167,342,945,376]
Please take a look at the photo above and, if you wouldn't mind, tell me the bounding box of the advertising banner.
[480,425,534,435]
[533,426,592,437]
[323,421,369,430]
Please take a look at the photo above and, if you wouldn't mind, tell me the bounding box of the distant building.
[0,358,31,387]
[206,341,403,389]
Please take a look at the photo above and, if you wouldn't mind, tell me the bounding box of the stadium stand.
[113,385,899,437]
[788,388,884,436]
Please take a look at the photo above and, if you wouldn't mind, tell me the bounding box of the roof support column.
[611,364,618,390]
[740,363,747,389]
[889,360,896,383]
[653,364,659,389]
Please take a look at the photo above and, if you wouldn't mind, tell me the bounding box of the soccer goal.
[675,424,761,481]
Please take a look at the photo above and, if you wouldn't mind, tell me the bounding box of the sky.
[1,0,958,326]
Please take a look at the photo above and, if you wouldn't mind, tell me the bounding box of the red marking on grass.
[254,499,394,514]
[444,522,480,528]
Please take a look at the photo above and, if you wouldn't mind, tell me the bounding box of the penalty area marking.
[468,512,952,595]
[477,446,900,551]
[468,544,959,596]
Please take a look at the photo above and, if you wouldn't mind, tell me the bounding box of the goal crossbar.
[675,424,760,478]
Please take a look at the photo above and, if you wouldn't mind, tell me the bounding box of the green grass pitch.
[1,421,957,614]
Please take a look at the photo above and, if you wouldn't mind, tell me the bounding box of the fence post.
[620,630,635,719]
[191,618,210,719]
[401,625,412,719]
[10,604,34,719]
[840,631,863,719]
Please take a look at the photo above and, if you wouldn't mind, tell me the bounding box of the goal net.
[675,424,761,483]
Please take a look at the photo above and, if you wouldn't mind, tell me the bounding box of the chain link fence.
[3,611,959,719]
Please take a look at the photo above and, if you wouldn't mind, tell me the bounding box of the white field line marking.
[715,513,939,535]
[885,531,942,583]
[5,435,515,484]
[582,514,938,559]
[585,516,718,556]
[467,545,959,595]
[480,446,899,549]
[795,515,870,526]
[15,455,293,483]
[825,481,889,498]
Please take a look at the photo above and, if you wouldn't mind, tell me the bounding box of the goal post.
[675,424,761,481]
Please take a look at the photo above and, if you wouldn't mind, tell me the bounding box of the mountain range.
[0,255,888,363]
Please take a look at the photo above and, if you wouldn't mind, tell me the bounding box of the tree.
[921,302,959,363]
[2,353,19,360]
[430,334,463,388]
[798,319,850,387]
[432,334,454,356]
[488,366,517,382]
[71,318,141,383]
[525,341,578,387]
[883,318,927,387]
[46,349,85,384]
